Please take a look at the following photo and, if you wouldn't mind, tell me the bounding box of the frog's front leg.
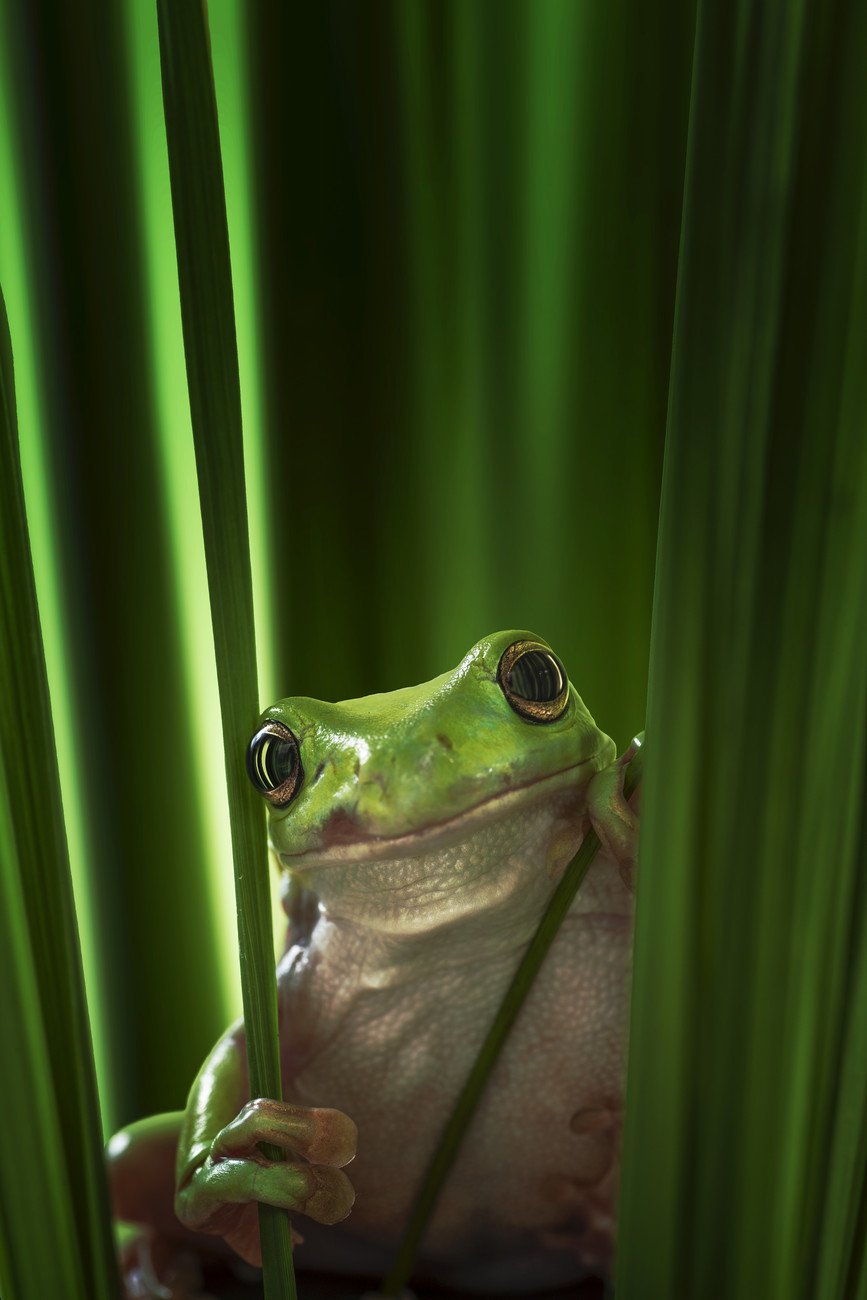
[585,737,642,890]
[109,1019,357,1296]
[174,1021,357,1267]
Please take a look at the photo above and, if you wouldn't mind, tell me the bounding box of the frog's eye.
[497,640,570,723]
[246,721,303,808]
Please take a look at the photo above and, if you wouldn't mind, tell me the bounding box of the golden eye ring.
[497,639,570,724]
[246,721,303,808]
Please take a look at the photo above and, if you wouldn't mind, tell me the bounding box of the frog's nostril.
[312,761,326,785]
[322,808,366,848]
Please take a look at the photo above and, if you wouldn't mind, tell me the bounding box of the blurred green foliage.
[619,2,867,1295]
[0,284,120,1299]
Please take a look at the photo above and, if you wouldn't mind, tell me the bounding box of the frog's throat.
[275,753,603,873]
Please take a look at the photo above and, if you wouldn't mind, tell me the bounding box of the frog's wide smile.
[274,753,601,871]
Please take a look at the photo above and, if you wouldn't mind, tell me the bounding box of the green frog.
[109,630,639,1297]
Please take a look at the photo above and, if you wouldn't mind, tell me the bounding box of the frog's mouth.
[275,754,601,872]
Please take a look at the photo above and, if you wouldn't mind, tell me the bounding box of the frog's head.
[246,632,615,934]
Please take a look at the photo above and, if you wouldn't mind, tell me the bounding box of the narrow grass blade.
[0,287,120,1297]
[155,5,295,1297]
[381,739,644,1297]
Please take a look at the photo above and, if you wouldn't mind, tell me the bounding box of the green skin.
[108,630,638,1294]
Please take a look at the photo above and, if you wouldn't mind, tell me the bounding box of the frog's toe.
[539,1185,617,1278]
[586,749,640,890]
[251,1159,356,1224]
[177,1150,355,1243]
[212,1098,357,1168]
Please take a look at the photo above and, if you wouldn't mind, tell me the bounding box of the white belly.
[283,881,632,1293]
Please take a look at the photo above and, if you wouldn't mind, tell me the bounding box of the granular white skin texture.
[278,788,632,1293]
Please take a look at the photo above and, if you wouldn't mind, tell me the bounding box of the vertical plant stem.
[155,5,295,1297]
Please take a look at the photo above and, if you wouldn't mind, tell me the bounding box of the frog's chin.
[275,755,600,873]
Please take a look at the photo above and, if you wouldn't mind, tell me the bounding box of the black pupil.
[247,727,296,793]
[507,650,566,702]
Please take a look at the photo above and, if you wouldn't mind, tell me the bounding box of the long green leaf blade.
[155,5,295,1297]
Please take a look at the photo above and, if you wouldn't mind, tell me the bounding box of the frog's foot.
[586,738,641,890]
[539,1103,621,1278]
[120,1229,214,1300]
[176,1100,357,1267]
[539,1174,617,1278]
[541,1213,615,1279]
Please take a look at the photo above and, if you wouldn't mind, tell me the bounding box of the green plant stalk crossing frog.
[108,630,639,1296]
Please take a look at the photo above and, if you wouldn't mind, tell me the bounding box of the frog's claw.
[585,740,641,890]
[175,1099,356,1267]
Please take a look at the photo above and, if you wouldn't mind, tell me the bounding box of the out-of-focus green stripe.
[0,278,120,1297]
[617,0,867,1295]
[0,750,82,1299]
[209,2,276,711]
[395,1,452,646]
[441,1,491,642]
[122,0,238,1023]
[516,0,583,610]
[812,139,867,1290]
[4,0,230,1121]
[0,14,111,1126]
[394,0,679,743]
